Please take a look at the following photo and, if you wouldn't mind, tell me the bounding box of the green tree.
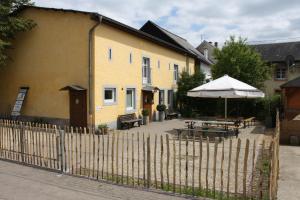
[211,36,270,89]
[0,0,35,67]
[176,70,205,116]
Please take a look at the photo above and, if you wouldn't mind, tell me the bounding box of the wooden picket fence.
[0,117,280,200]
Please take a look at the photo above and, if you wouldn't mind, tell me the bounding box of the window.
[158,60,160,69]
[142,57,151,84]
[126,88,136,110]
[104,88,116,104]
[174,64,179,82]
[167,90,173,107]
[108,48,112,60]
[275,67,287,80]
[129,53,132,64]
[169,63,171,70]
[159,90,165,104]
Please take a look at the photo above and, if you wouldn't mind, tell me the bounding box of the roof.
[196,40,217,64]
[140,21,213,65]
[250,41,300,62]
[16,6,193,57]
[281,76,300,88]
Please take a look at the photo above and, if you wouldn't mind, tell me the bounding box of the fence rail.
[0,117,280,200]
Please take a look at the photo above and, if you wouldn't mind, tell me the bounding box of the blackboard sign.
[11,87,29,117]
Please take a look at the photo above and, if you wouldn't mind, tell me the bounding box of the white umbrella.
[187,75,265,119]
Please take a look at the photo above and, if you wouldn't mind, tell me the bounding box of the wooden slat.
[154,134,157,189]
[234,138,241,198]
[227,139,232,198]
[137,132,140,186]
[121,133,124,184]
[132,133,135,186]
[199,136,203,191]
[173,137,176,193]
[147,136,151,188]
[127,132,129,185]
[213,139,218,198]
[192,135,195,195]
[143,133,146,187]
[111,131,115,181]
[220,140,225,199]
[251,140,256,199]
[97,133,100,180]
[243,139,250,198]
[179,134,182,194]
[102,132,105,179]
[206,137,209,195]
[93,129,96,178]
[160,135,164,189]
[166,134,170,190]
[106,132,110,179]
[116,132,119,183]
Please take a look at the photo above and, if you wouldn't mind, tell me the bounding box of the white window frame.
[142,57,151,84]
[174,64,179,82]
[275,68,287,80]
[103,87,116,105]
[204,49,208,59]
[126,88,136,111]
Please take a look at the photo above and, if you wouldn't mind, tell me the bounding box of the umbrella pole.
[225,98,227,121]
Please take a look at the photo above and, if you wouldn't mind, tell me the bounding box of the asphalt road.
[0,160,199,200]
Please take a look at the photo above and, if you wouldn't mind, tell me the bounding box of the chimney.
[214,42,218,48]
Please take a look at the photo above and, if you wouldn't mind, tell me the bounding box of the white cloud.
[34,0,300,46]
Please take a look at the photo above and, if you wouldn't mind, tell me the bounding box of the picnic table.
[174,128,235,139]
[201,120,235,130]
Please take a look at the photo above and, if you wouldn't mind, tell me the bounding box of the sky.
[34,0,300,47]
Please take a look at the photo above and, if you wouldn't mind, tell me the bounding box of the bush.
[156,104,166,112]
[142,109,149,116]
[98,123,108,129]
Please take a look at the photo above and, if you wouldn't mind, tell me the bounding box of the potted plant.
[142,109,149,125]
[156,104,166,121]
[98,124,108,135]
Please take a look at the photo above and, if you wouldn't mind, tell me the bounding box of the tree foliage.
[0,0,35,67]
[176,70,205,116]
[211,36,270,89]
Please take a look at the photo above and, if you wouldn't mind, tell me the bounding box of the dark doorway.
[142,91,153,121]
[69,90,87,128]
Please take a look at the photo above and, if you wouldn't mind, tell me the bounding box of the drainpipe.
[88,15,102,128]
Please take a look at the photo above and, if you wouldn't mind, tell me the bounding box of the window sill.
[125,108,136,114]
[103,102,117,106]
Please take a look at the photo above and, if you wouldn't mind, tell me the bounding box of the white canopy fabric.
[187,75,265,98]
[187,75,265,119]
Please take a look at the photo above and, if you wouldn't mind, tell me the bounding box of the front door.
[69,90,87,127]
[142,91,153,121]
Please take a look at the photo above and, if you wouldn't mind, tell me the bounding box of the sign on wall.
[11,87,29,117]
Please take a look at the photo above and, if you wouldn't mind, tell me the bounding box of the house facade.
[196,40,217,81]
[251,41,300,96]
[0,6,209,128]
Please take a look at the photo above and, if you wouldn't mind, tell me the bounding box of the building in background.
[251,41,300,96]
[280,76,300,145]
[0,6,204,129]
[196,40,218,81]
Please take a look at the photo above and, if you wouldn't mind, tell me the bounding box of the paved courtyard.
[0,160,202,200]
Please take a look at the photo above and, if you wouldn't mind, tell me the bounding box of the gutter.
[88,15,102,127]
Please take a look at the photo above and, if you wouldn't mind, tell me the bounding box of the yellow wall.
[0,8,95,120]
[93,24,195,127]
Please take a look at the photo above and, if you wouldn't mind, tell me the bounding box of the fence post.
[59,128,65,173]
[147,136,151,188]
[20,123,25,163]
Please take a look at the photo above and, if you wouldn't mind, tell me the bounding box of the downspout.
[88,15,102,128]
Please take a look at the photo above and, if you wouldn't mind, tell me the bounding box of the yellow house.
[0,6,210,128]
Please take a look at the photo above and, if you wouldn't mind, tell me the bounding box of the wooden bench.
[165,109,179,120]
[118,113,142,129]
[243,117,255,128]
